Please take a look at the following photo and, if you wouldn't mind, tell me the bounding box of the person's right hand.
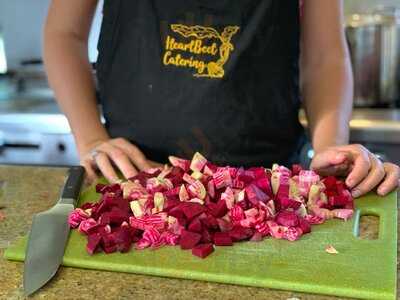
[79,137,163,183]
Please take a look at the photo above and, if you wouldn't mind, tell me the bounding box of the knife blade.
[23,166,85,296]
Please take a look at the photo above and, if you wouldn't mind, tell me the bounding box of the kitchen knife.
[23,166,85,296]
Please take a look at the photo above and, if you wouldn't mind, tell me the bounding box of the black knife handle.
[60,166,85,201]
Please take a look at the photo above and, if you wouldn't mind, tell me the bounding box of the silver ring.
[89,149,101,160]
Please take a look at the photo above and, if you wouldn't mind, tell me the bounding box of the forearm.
[301,55,353,153]
[43,33,109,155]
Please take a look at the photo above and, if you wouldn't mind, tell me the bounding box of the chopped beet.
[201,229,213,243]
[256,177,272,195]
[163,198,181,212]
[276,211,299,227]
[250,232,263,242]
[180,230,202,249]
[95,183,106,193]
[213,169,232,189]
[298,218,311,234]
[103,245,118,254]
[207,199,228,218]
[201,214,219,230]
[213,232,233,246]
[165,166,185,185]
[179,202,206,220]
[190,152,207,172]
[291,164,303,176]
[229,227,254,241]
[245,184,269,205]
[98,213,110,226]
[86,233,102,255]
[217,218,233,232]
[71,152,354,258]
[108,207,129,225]
[277,197,302,210]
[192,243,214,258]
[188,217,203,233]
[328,195,350,208]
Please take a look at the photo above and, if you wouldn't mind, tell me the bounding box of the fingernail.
[336,153,345,160]
[346,178,354,187]
[378,187,386,196]
[352,189,361,198]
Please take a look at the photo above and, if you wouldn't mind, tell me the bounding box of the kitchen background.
[0,0,399,166]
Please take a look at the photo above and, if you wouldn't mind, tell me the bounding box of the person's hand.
[79,137,163,183]
[310,144,400,198]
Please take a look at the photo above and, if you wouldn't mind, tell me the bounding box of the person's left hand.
[310,144,400,198]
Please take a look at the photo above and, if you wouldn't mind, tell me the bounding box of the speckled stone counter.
[0,165,396,300]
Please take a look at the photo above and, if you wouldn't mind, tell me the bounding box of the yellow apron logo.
[163,24,240,78]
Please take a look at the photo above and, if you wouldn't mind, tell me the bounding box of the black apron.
[96,0,305,168]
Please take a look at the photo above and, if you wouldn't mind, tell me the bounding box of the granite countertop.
[0,165,395,300]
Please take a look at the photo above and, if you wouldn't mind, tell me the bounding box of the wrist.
[75,134,110,157]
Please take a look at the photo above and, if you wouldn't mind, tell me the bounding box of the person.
[44,0,399,198]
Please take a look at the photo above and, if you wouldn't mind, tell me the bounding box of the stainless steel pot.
[346,10,400,107]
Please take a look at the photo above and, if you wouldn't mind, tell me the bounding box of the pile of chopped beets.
[68,152,354,258]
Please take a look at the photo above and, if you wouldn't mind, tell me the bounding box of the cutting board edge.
[4,250,395,300]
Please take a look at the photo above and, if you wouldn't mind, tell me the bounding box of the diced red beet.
[213,232,233,246]
[201,214,219,230]
[276,211,299,227]
[165,167,185,185]
[247,167,267,179]
[192,243,214,258]
[207,199,228,218]
[256,177,272,195]
[113,226,133,252]
[328,195,350,208]
[98,213,110,226]
[68,209,90,228]
[180,230,202,249]
[238,172,255,184]
[304,214,325,225]
[282,227,303,242]
[178,202,206,220]
[73,152,355,257]
[332,209,353,221]
[250,232,263,242]
[188,217,203,233]
[78,218,99,234]
[323,176,338,190]
[291,164,303,176]
[217,218,233,232]
[213,169,232,189]
[95,183,106,194]
[163,198,181,212]
[229,226,254,241]
[245,184,269,205]
[201,229,213,243]
[103,245,118,254]
[230,204,246,223]
[86,233,102,255]
[298,218,311,234]
[108,207,129,225]
[129,169,161,186]
[277,197,302,210]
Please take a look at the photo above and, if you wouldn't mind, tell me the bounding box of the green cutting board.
[4,185,398,300]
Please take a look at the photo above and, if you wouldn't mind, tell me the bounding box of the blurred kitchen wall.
[344,0,400,13]
[0,0,102,71]
[0,0,399,70]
